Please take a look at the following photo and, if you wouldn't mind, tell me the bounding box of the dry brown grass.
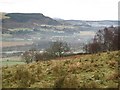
[2,50,120,88]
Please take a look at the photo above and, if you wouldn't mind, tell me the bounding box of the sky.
[0,0,119,20]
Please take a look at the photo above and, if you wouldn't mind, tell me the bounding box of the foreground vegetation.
[2,51,120,88]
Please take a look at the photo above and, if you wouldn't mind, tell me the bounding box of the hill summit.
[2,13,61,29]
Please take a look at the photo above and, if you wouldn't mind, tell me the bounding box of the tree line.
[83,26,119,54]
[22,26,119,63]
[21,41,70,63]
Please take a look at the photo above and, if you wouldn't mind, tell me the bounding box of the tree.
[35,52,51,61]
[97,26,118,51]
[84,26,119,53]
[46,41,70,57]
[21,48,36,64]
[118,26,120,50]
[21,41,70,63]
[83,43,89,53]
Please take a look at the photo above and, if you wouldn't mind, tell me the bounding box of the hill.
[4,13,60,25]
[2,51,120,88]
[2,13,61,33]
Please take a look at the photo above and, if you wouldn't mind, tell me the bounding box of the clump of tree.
[84,26,119,53]
[21,48,36,63]
[34,51,52,62]
[118,26,120,50]
[21,41,70,63]
[46,41,70,57]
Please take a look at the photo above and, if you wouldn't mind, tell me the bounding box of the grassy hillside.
[2,13,61,34]
[2,13,60,29]
[2,51,120,88]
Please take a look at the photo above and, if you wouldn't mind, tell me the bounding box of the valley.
[1,13,118,58]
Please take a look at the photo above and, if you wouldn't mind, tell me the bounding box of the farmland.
[1,41,32,48]
[2,51,120,88]
[1,56,25,67]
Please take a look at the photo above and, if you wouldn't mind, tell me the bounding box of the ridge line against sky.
[0,0,119,20]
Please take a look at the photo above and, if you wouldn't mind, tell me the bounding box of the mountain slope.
[2,51,119,88]
[2,13,61,32]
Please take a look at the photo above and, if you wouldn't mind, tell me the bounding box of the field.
[2,61,25,66]
[1,41,32,48]
[2,51,120,88]
[1,56,25,67]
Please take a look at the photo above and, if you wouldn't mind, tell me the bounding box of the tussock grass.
[2,51,120,88]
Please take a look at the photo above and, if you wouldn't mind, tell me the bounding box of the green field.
[2,61,25,66]
[1,56,25,67]
[2,51,120,88]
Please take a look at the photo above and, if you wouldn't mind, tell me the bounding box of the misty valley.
[1,13,120,89]
[1,13,118,58]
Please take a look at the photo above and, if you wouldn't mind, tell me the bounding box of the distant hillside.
[64,20,118,27]
[4,13,60,24]
[2,51,119,88]
[2,13,61,32]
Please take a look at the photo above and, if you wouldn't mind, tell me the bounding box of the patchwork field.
[2,51,120,88]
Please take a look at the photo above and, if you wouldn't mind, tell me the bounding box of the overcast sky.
[0,0,119,20]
